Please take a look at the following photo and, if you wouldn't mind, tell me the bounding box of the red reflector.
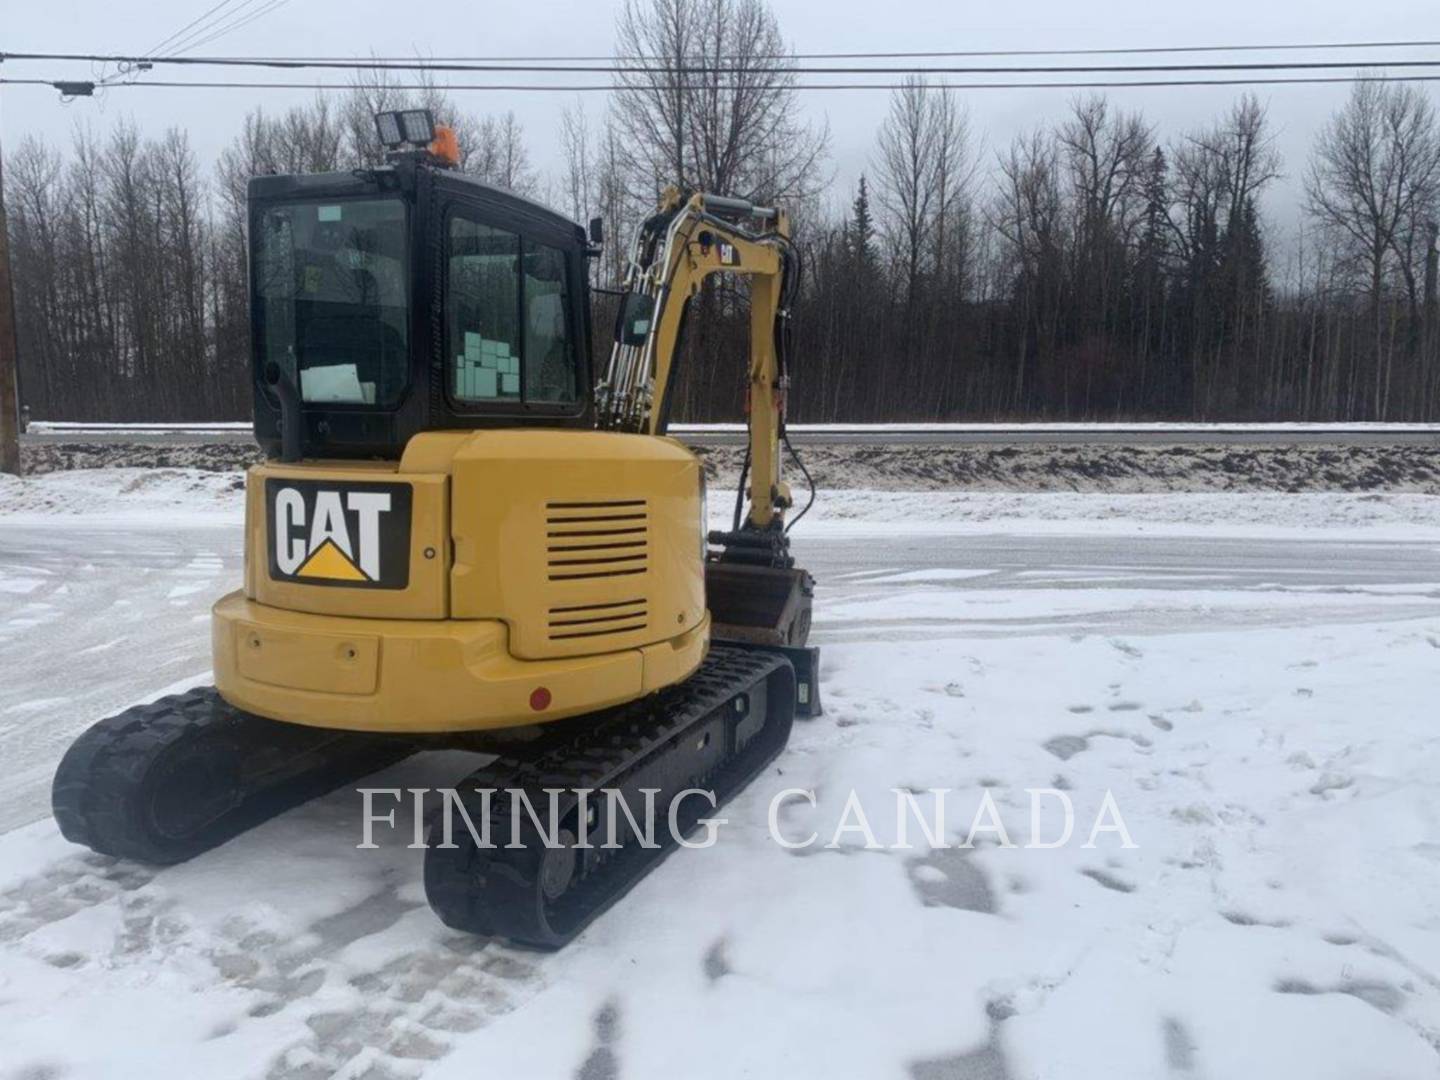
[530,687,552,712]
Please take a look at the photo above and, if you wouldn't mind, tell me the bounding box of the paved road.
[2,522,1439,833]
[22,425,1440,447]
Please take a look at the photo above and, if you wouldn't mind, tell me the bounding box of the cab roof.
[247,165,583,237]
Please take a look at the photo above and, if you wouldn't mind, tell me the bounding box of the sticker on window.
[318,205,342,222]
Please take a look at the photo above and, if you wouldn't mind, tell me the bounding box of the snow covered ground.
[3,470,1440,1078]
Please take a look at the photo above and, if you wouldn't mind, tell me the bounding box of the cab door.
[435,189,592,427]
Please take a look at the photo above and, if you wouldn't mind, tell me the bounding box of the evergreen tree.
[849,175,876,266]
[1221,196,1268,309]
[1138,146,1170,269]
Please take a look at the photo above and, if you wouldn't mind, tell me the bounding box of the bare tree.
[1058,96,1153,249]
[468,112,537,195]
[152,128,207,385]
[558,101,636,291]
[1307,80,1440,415]
[992,131,1064,275]
[6,138,65,407]
[611,0,828,202]
[593,120,635,285]
[1167,96,1282,412]
[929,86,976,288]
[991,129,1065,410]
[1171,96,1281,266]
[609,0,827,421]
[558,102,595,224]
[873,77,970,303]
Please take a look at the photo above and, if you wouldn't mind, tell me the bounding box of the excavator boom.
[599,188,815,648]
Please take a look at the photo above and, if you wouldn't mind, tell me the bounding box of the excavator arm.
[598,188,813,648]
[598,188,797,530]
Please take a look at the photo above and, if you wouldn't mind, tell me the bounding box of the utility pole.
[0,111,20,474]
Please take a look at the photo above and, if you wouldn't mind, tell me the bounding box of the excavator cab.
[52,111,819,949]
[248,115,595,462]
[247,114,813,654]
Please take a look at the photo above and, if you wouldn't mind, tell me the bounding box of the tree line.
[6,0,1440,423]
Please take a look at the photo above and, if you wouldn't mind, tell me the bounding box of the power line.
[566,37,1440,59]
[5,50,1440,76]
[103,0,266,91]
[169,0,291,57]
[164,0,269,58]
[8,73,1440,94]
[11,37,1440,65]
[144,0,251,58]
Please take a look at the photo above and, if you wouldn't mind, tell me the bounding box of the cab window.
[255,198,409,407]
[446,214,579,406]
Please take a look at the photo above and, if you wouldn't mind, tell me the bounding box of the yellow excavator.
[51,110,819,948]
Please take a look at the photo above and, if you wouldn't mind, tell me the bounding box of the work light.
[399,109,436,145]
[374,109,437,150]
[374,111,403,148]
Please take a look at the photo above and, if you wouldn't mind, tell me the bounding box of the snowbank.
[0,469,246,526]
[695,441,1440,493]
[8,467,1440,539]
[22,438,1440,494]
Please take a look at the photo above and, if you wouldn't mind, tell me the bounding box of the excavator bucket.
[705,561,812,646]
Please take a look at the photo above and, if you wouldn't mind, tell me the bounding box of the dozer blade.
[705,561,814,647]
[714,639,822,719]
[423,645,797,948]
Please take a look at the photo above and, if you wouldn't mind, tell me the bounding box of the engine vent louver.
[546,597,649,641]
[545,500,650,584]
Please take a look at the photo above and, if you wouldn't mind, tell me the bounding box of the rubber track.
[52,687,418,865]
[423,644,795,947]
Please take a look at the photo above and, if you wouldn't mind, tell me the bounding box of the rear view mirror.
[588,216,604,245]
[616,292,655,347]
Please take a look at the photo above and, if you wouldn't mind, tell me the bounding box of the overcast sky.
[4,0,1439,244]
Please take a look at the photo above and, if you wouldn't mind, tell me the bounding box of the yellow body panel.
[215,429,709,734]
[247,460,451,620]
[213,592,709,732]
[445,429,705,659]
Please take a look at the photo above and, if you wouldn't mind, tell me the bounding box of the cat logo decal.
[266,479,412,589]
